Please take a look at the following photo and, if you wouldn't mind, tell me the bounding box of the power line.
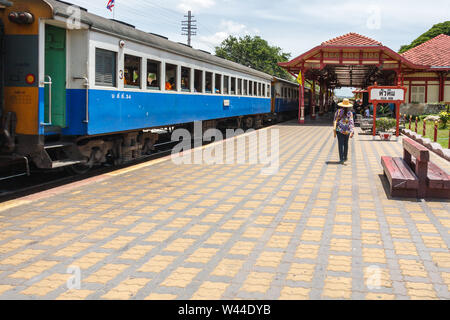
[181,11,197,47]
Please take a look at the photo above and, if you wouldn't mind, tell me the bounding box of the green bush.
[376,118,397,132]
[439,111,449,129]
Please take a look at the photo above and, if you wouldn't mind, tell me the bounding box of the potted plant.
[376,118,397,140]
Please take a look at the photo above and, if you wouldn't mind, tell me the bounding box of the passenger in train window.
[181,78,189,91]
[165,77,176,91]
[147,60,160,90]
[205,72,213,93]
[124,54,141,88]
[165,63,177,91]
[215,74,221,94]
[194,70,203,93]
[181,67,191,92]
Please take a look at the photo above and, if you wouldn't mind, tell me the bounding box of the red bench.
[381,137,450,199]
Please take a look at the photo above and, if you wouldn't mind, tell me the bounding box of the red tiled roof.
[322,32,383,46]
[401,34,450,67]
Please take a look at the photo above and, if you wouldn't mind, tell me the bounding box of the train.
[0,0,305,179]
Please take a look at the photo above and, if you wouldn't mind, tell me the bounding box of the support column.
[373,102,378,138]
[395,102,400,137]
[439,72,444,102]
[325,86,329,113]
[311,79,316,120]
[319,79,324,116]
[298,69,305,124]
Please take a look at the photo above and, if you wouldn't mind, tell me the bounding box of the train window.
[254,82,258,96]
[258,83,262,97]
[215,74,222,94]
[243,80,248,95]
[237,79,242,95]
[262,84,266,97]
[165,63,177,91]
[249,81,253,96]
[231,77,236,95]
[181,67,191,92]
[267,84,271,98]
[223,76,229,94]
[194,69,203,93]
[124,54,141,88]
[147,60,160,90]
[205,72,213,93]
[95,48,116,87]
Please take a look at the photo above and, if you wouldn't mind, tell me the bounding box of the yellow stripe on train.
[4,87,40,135]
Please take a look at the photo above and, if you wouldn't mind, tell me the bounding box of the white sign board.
[370,88,405,101]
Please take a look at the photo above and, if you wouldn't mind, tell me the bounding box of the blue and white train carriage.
[0,0,297,174]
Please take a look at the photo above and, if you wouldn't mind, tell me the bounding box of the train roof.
[44,0,273,81]
[273,77,298,86]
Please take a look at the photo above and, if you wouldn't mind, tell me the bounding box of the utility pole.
[181,11,197,47]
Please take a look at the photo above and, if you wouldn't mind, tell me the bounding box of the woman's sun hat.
[338,98,353,108]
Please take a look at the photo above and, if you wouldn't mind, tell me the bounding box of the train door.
[44,25,66,128]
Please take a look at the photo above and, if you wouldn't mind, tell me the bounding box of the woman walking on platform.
[334,99,355,164]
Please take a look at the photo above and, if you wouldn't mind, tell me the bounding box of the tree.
[399,21,450,53]
[215,35,293,81]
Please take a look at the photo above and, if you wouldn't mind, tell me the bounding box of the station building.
[401,34,450,104]
[279,33,450,123]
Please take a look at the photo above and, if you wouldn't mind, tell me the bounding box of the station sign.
[367,85,407,138]
[368,86,407,103]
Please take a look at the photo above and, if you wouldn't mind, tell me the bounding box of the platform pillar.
[311,79,316,120]
[298,74,305,124]
[319,79,324,116]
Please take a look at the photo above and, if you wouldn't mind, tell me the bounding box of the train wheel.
[245,117,254,129]
[65,160,93,175]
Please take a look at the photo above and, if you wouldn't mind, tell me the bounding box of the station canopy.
[279,33,427,89]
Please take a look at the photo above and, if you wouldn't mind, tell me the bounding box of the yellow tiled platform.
[0,121,449,300]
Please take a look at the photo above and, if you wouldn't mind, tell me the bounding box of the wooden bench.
[381,137,450,199]
[381,156,419,198]
[411,158,450,198]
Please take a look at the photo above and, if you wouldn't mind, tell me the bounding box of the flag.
[296,71,303,85]
[107,0,115,11]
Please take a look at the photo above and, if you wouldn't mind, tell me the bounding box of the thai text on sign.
[370,88,405,101]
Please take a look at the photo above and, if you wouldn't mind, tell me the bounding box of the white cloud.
[177,0,216,12]
[197,20,256,50]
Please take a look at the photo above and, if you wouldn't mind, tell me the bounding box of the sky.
[68,0,449,96]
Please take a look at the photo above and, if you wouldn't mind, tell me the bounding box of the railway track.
[0,138,181,202]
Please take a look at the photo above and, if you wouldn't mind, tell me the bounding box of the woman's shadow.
[325,161,343,165]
